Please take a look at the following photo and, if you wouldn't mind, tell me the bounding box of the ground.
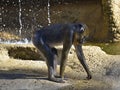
[0,44,120,90]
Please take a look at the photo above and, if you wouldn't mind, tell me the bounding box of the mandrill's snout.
[80,36,87,44]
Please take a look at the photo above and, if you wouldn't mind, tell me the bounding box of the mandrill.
[32,23,92,83]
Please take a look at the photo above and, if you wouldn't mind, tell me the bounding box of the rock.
[0,32,20,41]
[0,44,120,90]
[60,79,112,90]
[0,44,42,60]
[0,46,9,61]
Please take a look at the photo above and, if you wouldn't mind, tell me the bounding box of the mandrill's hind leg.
[51,48,63,79]
[51,47,58,77]
[35,43,63,82]
[46,47,64,82]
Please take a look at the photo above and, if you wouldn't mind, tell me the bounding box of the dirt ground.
[0,44,120,90]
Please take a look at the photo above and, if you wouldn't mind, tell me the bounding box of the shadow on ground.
[0,73,47,80]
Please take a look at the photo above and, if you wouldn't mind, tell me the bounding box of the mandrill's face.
[81,24,89,42]
[73,24,89,45]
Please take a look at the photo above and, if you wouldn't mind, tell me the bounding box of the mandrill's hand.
[86,74,92,80]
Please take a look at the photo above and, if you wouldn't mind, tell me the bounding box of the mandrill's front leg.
[60,30,73,81]
[74,44,92,80]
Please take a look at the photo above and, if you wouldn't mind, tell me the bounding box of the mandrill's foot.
[48,77,65,83]
[54,75,62,78]
[86,74,92,80]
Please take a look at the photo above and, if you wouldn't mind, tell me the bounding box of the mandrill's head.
[73,23,89,45]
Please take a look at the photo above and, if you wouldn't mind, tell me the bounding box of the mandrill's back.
[33,24,71,46]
